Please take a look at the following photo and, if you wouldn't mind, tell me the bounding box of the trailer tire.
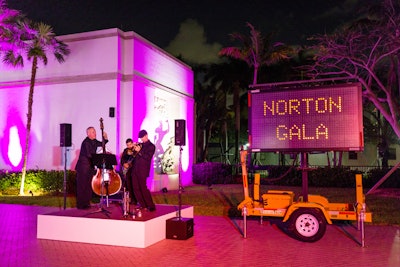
[288,208,326,242]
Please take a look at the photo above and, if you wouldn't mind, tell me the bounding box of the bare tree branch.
[306,0,400,138]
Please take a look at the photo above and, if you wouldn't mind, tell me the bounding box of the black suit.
[131,140,156,209]
[120,147,137,203]
[75,137,105,209]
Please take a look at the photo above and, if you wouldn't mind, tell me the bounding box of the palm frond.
[3,50,23,67]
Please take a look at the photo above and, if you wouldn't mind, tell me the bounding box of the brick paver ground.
[0,203,399,267]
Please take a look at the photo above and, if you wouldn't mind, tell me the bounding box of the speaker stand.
[166,145,194,240]
[63,147,68,210]
[178,145,183,219]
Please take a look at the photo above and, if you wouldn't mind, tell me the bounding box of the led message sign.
[249,83,363,152]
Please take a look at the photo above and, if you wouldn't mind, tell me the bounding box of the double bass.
[91,118,122,196]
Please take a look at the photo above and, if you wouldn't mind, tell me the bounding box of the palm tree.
[0,1,27,51]
[219,22,291,85]
[0,5,70,194]
[195,78,230,162]
[218,23,291,163]
[205,60,251,163]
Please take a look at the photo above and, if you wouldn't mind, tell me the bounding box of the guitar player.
[120,138,137,205]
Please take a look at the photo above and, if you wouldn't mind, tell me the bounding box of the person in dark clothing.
[131,129,156,211]
[378,140,390,169]
[120,138,137,204]
[75,126,107,209]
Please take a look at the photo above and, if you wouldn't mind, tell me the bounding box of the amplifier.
[166,217,194,240]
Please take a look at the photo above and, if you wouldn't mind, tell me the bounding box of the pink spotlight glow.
[7,126,23,167]
[1,104,26,171]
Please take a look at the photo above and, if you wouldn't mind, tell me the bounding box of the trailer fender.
[282,203,332,224]
[237,197,253,210]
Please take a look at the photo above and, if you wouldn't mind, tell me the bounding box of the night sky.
[6,0,380,64]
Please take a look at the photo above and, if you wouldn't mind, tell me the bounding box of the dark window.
[348,151,357,160]
[388,148,396,160]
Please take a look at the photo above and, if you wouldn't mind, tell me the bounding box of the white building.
[0,28,194,191]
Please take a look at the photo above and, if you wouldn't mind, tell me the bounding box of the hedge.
[192,163,400,188]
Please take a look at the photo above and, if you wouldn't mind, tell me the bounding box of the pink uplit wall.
[133,37,193,96]
[131,36,194,190]
[0,80,118,171]
[0,28,194,191]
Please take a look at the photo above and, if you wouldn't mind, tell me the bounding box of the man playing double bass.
[75,126,108,209]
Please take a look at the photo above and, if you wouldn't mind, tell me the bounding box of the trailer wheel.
[288,208,326,242]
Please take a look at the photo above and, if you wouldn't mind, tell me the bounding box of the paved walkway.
[0,203,399,267]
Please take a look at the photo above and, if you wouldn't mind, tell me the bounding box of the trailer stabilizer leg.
[242,205,248,238]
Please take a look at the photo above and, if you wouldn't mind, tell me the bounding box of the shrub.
[192,163,399,189]
[363,168,400,188]
[308,167,360,188]
[0,170,77,195]
[0,172,21,195]
[257,166,302,186]
[192,162,232,185]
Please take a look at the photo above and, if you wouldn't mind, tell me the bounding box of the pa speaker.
[60,123,72,147]
[174,119,186,146]
[166,217,194,240]
[109,107,115,118]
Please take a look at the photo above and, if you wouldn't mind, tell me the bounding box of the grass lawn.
[0,184,399,225]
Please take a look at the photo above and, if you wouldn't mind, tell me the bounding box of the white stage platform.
[37,204,194,248]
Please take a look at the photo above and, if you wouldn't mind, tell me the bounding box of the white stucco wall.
[0,28,194,191]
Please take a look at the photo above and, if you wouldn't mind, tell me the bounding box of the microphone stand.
[87,168,111,217]
[86,154,116,218]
